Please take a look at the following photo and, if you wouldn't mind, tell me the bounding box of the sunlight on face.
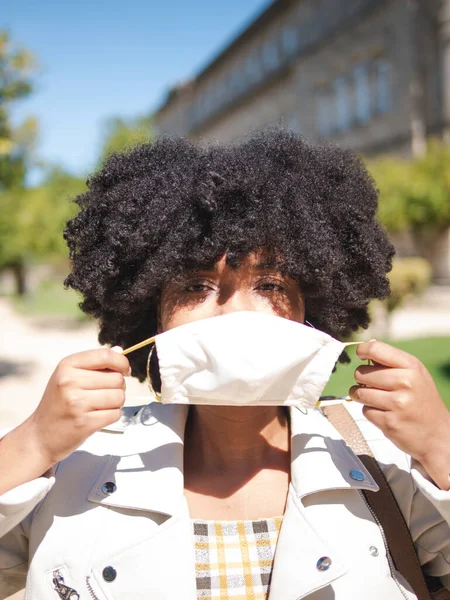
[159,253,305,332]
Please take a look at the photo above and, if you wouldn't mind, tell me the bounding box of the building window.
[282,26,298,56]
[317,94,332,136]
[334,76,351,131]
[374,59,392,114]
[245,50,262,83]
[203,88,215,116]
[353,64,371,123]
[230,65,244,93]
[214,80,227,109]
[262,38,280,71]
[284,111,301,132]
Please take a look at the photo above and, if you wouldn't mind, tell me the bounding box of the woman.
[0,130,449,600]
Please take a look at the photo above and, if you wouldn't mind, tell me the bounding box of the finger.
[77,370,126,391]
[362,405,388,430]
[356,340,416,369]
[86,389,126,411]
[87,408,123,432]
[354,366,406,391]
[63,348,131,376]
[349,385,391,410]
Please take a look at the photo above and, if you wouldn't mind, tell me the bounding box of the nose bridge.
[217,287,252,314]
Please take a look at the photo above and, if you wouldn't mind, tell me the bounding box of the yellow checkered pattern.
[193,516,283,599]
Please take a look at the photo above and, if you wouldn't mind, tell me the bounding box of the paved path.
[0,299,147,430]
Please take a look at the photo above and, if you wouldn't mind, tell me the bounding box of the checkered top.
[193,516,283,599]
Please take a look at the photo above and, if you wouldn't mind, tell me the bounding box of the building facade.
[154,0,450,280]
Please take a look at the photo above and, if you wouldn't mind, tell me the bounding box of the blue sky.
[4,0,268,178]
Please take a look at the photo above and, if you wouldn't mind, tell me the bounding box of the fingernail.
[128,366,132,377]
[111,345,123,354]
[369,338,377,342]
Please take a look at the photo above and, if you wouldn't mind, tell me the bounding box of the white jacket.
[1,401,449,600]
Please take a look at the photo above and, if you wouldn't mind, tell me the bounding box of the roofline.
[196,0,293,80]
[154,0,294,117]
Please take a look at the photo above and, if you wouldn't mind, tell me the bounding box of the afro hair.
[64,129,394,381]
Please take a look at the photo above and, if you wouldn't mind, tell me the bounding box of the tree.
[370,141,450,235]
[0,168,85,285]
[0,30,38,293]
[368,140,450,279]
[98,115,153,165]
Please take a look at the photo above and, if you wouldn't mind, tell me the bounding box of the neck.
[184,406,290,476]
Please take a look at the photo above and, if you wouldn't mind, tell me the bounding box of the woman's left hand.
[349,340,450,491]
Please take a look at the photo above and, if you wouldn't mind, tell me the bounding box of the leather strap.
[322,403,433,600]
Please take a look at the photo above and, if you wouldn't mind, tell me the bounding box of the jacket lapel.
[269,406,379,600]
[88,403,188,517]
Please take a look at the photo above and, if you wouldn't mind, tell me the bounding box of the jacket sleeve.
[0,472,55,599]
[409,461,450,590]
[348,403,450,591]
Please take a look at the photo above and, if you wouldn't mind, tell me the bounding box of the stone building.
[154,0,450,280]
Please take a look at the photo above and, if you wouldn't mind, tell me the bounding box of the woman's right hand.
[0,347,130,495]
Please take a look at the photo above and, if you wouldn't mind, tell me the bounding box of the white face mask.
[149,311,356,409]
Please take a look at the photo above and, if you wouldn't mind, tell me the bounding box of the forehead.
[197,251,285,273]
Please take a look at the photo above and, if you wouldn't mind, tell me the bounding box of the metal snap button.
[369,545,379,557]
[102,566,117,582]
[316,556,332,571]
[349,469,365,481]
[101,482,117,495]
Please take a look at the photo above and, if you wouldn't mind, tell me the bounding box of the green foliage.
[0,30,38,192]
[386,257,432,313]
[99,115,153,165]
[0,31,86,278]
[12,278,87,320]
[368,140,450,234]
[0,169,85,267]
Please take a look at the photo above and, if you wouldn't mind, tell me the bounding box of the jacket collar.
[290,405,378,498]
[88,402,378,515]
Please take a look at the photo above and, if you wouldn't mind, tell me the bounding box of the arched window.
[317,93,333,136]
[374,59,392,114]
[282,26,298,56]
[263,38,280,71]
[353,63,371,123]
[334,76,351,131]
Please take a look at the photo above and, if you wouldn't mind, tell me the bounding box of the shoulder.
[343,401,412,473]
[326,401,418,524]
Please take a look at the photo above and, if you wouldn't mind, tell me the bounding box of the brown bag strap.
[322,403,432,600]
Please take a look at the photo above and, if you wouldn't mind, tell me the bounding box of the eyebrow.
[193,260,284,274]
[254,261,284,270]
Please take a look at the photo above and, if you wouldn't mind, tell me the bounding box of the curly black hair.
[64,129,394,381]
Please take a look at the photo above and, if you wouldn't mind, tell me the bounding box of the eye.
[184,282,214,293]
[256,279,286,292]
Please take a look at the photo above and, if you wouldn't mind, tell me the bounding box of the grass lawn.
[10,280,87,321]
[323,337,450,409]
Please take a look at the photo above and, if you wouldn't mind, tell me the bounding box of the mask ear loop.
[146,344,162,402]
[316,340,363,407]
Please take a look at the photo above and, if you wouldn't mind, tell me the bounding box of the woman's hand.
[28,347,131,465]
[349,340,450,490]
[0,347,130,495]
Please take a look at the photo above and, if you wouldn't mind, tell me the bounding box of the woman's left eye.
[184,283,211,293]
[256,281,286,292]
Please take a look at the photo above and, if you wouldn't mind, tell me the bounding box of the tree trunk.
[11,260,27,296]
[413,227,450,283]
